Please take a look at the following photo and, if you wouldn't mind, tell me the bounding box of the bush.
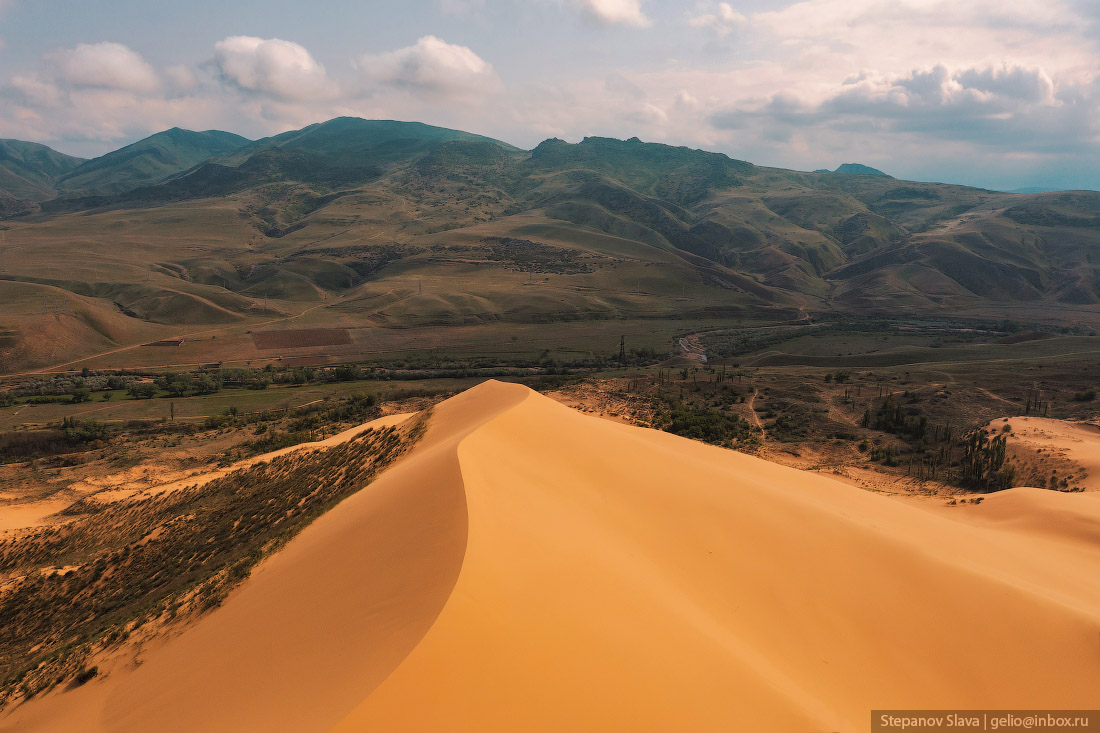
[651,399,755,447]
[0,419,110,462]
[128,383,158,399]
[73,667,98,686]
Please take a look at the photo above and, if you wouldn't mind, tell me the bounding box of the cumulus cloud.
[827,64,1060,120]
[9,74,62,107]
[750,0,1090,77]
[48,42,159,94]
[358,36,499,97]
[213,36,336,101]
[688,2,747,36]
[708,62,1093,156]
[675,89,699,108]
[955,65,1056,104]
[577,0,651,28]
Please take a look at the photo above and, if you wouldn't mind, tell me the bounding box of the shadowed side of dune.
[1,383,531,733]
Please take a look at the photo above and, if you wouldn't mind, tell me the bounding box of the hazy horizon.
[2,0,1098,192]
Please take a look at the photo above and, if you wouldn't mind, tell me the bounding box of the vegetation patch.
[650,386,757,448]
[0,418,110,463]
[0,411,427,706]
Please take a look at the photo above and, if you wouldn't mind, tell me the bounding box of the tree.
[960,430,1014,492]
[194,374,222,395]
[128,383,158,399]
[155,372,192,397]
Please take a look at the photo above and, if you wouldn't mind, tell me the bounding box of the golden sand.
[5,381,1099,732]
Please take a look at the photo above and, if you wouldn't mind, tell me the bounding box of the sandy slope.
[5,381,1100,732]
[0,413,413,535]
[132,411,417,498]
[997,416,1100,492]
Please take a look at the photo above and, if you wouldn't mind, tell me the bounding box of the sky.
[1,0,1099,191]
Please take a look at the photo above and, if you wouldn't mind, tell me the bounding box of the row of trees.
[959,430,1016,492]
[862,396,1016,492]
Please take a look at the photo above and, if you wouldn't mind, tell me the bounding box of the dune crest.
[5,381,1100,732]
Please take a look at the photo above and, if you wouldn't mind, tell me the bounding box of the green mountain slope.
[0,140,84,202]
[833,163,890,177]
[239,116,519,157]
[57,128,252,197]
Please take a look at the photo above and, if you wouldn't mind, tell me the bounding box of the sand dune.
[997,416,1100,492]
[5,381,1100,732]
[953,486,1100,552]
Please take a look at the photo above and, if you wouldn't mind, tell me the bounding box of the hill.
[231,116,520,159]
[813,164,890,176]
[0,140,84,211]
[1005,186,1063,194]
[56,128,252,197]
[833,162,890,176]
[4,381,1098,731]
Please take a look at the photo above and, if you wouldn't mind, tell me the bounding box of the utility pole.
[618,335,626,366]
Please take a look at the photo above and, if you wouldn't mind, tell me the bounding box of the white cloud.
[358,36,499,97]
[9,74,62,107]
[688,2,747,36]
[164,65,199,94]
[707,61,1093,157]
[577,0,651,28]
[750,0,1092,80]
[635,101,668,124]
[955,64,1056,104]
[675,89,699,108]
[48,42,159,94]
[213,36,336,101]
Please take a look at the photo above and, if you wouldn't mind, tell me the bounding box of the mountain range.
[1,116,1099,372]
